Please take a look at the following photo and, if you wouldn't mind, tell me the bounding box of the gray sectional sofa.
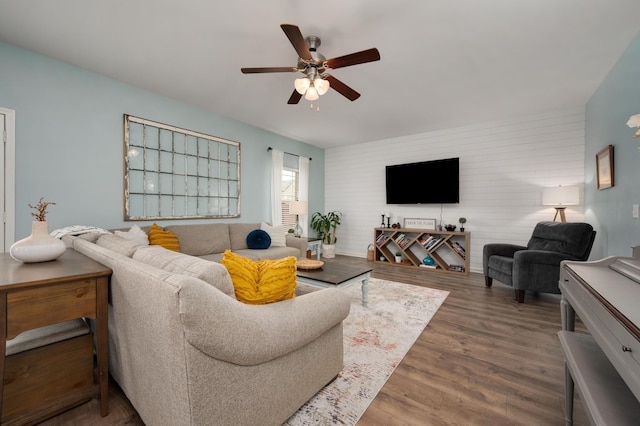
[63,222,351,426]
[147,222,308,261]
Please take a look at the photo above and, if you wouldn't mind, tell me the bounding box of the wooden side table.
[0,249,111,424]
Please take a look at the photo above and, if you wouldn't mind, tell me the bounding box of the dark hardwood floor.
[39,255,588,425]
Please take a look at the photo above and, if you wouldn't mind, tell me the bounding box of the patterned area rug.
[284,278,449,425]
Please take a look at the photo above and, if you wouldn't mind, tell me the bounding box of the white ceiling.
[1,1,640,149]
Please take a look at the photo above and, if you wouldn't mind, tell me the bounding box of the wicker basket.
[367,244,374,261]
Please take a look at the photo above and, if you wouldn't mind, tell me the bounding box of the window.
[281,167,299,231]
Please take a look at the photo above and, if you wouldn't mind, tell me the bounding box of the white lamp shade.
[542,185,579,206]
[304,86,319,101]
[289,201,308,215]
[314,78,330,95]
[294,78,310,95]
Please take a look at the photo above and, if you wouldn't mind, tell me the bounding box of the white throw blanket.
[50,225,111,239]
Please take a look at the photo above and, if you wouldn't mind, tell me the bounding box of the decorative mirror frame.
[123,114,241,220]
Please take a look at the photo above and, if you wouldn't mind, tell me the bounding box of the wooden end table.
[296,261,372,306]
[0,249,111,424]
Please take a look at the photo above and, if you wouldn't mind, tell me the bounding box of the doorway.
[1,107,16,252]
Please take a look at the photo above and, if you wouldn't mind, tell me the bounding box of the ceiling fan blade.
[325,48,380,70]
[287,90,302,104]
[325,75,360,101]
[241,66,298,74]
[281,24,312,61]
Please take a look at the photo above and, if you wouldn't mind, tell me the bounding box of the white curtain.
[270,149,284,226]
[298,156,310,237]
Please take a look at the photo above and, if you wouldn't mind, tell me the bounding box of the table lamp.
[542,185,579,222]
[289,201,308,237]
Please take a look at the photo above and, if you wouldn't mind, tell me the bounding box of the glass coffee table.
[296,262,372,306]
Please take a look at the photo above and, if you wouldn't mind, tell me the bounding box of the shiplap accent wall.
[324,108,586,273]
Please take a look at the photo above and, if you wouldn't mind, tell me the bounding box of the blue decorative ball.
[422,255,435,266]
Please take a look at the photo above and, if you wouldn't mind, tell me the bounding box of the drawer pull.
[622,346,632,353]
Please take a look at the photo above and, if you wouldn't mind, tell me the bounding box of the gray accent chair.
[483,221,596,303]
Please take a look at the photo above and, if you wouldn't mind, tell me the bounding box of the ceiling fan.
[241,24,380,104]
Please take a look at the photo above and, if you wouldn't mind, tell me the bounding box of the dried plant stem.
[28,197,56,222]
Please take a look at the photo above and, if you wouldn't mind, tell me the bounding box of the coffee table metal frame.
[296,263,372,306]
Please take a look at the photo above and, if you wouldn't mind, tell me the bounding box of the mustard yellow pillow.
[148,223,181,252]
[221,250,297,304]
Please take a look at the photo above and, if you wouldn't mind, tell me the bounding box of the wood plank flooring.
[39,255,589,425]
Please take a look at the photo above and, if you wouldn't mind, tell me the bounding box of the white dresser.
[559,256,640,425]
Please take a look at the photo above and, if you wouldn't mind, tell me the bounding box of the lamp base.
[553,207,567,223]
[294,220,303,238]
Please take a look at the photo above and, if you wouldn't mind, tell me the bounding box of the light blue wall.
[585,31,640,259]
[0,42,324,240]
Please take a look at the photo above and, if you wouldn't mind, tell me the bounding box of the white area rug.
[284,278,449,425]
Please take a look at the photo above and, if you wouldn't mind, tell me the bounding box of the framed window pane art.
[123,115,241,220]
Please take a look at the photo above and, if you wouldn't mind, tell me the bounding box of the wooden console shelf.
[374,227,469,275]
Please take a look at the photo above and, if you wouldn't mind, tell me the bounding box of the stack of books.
[449,264,465,273]
[376,233,389,245]
[451,241,466,258]
[394,233,411,248]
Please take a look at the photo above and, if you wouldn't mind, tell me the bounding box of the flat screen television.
[386,157,459,204]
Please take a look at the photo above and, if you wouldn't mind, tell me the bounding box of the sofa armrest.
[285,235,308,258]
[514,249,580,266]
[512,250,582,292]
[483,243,527,274]
[179,280,350,366]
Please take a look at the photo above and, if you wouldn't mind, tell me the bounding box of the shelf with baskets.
[373,227,469,275]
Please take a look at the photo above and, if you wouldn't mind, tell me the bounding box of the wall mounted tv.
[386,157,459,204]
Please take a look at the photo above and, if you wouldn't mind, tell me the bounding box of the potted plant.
[310,210,342,258]
[395,251,402,263]
[459,217,467,232]
[10,197,66,263]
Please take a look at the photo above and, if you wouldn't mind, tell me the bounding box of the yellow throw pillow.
[148,223,181,252]
[221,250,297,305]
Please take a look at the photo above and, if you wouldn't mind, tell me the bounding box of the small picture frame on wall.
[404,218,436,230]
[596,145,614,190]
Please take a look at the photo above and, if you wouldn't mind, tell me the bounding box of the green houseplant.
[310,211,342,258]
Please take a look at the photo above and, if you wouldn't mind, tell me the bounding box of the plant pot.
[395,255,402,263]
[322,244,336,259]
[10,221,66,263]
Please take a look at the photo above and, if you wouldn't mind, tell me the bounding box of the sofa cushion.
[96,234,143,257]
[148,223,181,252]
[220,250,296,304]
[260,222,287,247]
[229,223,259,250]
[233,247,299,261]
[165,224,230,256]
[246,230,271,249]
[133,245,235,298]
[115,225,149,246]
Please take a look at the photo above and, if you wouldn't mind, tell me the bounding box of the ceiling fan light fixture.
[315,78,330,95]
[294,77,311,95]
[305,86,319,101]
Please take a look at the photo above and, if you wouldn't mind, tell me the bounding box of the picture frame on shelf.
[404,218,436,230]
[596,145,614,190]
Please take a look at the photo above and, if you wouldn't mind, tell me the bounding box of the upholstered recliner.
[483,221,596,303]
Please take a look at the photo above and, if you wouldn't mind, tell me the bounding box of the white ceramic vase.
[10,221,66,263]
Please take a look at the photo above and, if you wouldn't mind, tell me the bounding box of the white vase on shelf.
[9,221,66,263]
